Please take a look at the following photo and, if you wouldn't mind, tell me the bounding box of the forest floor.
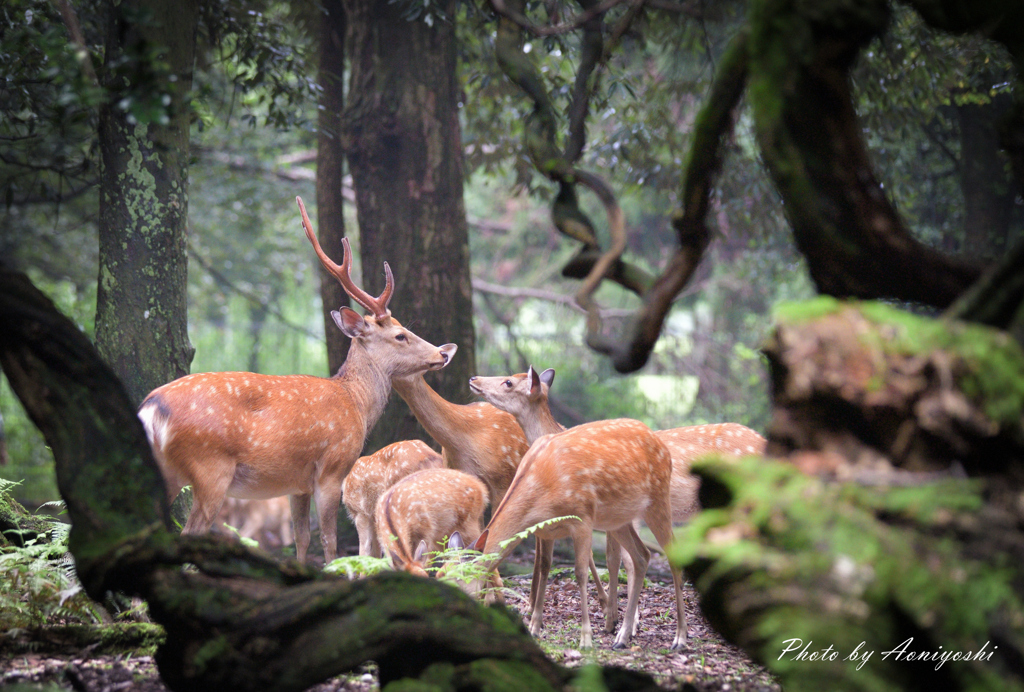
[0,549,779,692]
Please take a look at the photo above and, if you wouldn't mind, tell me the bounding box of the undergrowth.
[324,515,583,604]
[0,479,104,638]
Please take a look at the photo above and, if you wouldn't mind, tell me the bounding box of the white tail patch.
[137,401,172,453]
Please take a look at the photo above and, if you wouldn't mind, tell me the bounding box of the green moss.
[570,664,609,692]
[771,295,845,322]
[772,298,1024,427]
[385,659,560,692]
[192,634,232,674]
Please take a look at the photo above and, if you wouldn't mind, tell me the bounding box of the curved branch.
[490,0,631,37]
[564,0,605,163]
[748,1,981,306]
[588,29,750,372]
[572,168,628,339]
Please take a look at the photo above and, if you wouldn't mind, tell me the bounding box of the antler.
[296,196,394,318]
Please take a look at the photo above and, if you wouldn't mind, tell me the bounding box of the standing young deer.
[375,468,489,577]
[343,439,444,557]
[390,370,529,507]
[468,368,613,619]
[138,197,455,564]
[217,496,294,550]
[468,416,685,650]
[471,368,765,635]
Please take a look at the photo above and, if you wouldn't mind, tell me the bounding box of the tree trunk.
[747,0,982,308]
[1,265,660,692]
[342,0,477,452]
[958,96,1016,260]
[94,0,198,405]
[316,0,350,377]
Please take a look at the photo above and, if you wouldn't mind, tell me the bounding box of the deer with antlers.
[468,369,685,650]
[343,439,444,557]
[375,468,489,577]
[138,197,455,564]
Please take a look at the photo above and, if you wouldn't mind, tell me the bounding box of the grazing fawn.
[390,370,529,507]
[343,439,444,557]
[376,468,489,577]
[138,197,455,564]
[653,423,766,522]
[218,497,293,550]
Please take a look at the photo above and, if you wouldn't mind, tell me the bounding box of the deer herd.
[137,196,767,651]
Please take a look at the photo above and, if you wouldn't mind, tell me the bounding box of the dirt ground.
[0,550,779,692]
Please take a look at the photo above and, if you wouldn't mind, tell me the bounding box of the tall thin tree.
[316,0,350,376]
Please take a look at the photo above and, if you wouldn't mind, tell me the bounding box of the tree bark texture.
[958,96,1016,260]
[672,298,1024,692]
[1,267,663,692]
[316,0,350,377]
[342,0,477,452]
[94,0,198,406]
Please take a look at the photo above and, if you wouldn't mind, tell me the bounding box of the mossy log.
[0,267,663,691]
[671,300,1024,692]
[0,486,55,548]
[0,622,166,656]
[765,298,1024,490]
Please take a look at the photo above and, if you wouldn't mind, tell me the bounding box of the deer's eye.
[503,380,512,388]
[395,333,406,341]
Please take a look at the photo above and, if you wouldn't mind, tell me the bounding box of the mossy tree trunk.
[746,0,983,306]
[94,0,198,405]
[342,0,477,451]
[1,266,663,691]
[661,3,1024,691]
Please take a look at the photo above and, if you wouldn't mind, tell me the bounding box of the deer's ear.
[447,531,465,550]
[471,529,488,552]
[540,368,555,388]
[413,540,428,563]
[529,367,542,398]
[332,307,367,338]
[388,549,403,567]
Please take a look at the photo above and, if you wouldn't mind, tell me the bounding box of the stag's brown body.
[139,197,455,564]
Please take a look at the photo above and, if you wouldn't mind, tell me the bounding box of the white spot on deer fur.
[206,407,215,415]
[747,445,756,453]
